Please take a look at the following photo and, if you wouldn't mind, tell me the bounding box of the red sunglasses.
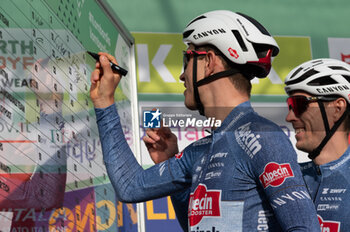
[182,50,208,70]
[286,95,336,117]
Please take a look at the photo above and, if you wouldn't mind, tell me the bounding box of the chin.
[296,143,311,154]
[184,101,197,111]
[185,103,197,111]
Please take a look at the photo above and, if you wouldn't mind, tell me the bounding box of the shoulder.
[190,135,212,147]
[179,135,212,157]
[233,115,291,148]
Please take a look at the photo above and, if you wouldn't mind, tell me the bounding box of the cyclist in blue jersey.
[90,10,320,231]
[149,58,350,232]
[284,58,350,231]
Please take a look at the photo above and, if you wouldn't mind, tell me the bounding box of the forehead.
[290,91,313,97]
[186,43,196,50]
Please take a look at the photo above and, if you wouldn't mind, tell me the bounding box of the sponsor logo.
[322,188,329,194]
[190,226,219,232]
[188,184,221,226]
[341,53,350,64]
[320,197,342,202]
[316,85,349,94]
[143,109,161,128]
[204,171,222,180]
[318,215,340,232]
[193,28,227,40]
[270,191,311,209]
[193,137,212,146]
[228,48,239,59]
[317,204,339,211]
[257,210,273,231]
[1,78,38,89]
[235,122,262,158]
[175,151,183,159]
[330,189,346,194]
[323,188,347,195]
[259,162,294,188]
[207,162,224,169]
[210,152,228,161]
[236,18,249,36]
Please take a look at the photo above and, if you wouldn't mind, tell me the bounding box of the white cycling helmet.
[284,58,350,160]
[182,10,279,78]
[285,58,350,103]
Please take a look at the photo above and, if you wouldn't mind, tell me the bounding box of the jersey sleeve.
[249,122,320,231]
[95,104,193,203]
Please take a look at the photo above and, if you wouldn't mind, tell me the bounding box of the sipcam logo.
[143,109,161,128]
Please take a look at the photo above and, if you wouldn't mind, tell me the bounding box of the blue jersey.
[95,101,320,232]
[300,147,350,232]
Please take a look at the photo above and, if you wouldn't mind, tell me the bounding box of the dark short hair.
[196,45,252,97]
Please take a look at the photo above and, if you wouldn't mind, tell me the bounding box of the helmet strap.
[196,69,240,87]
[308,102,348,160]
[192,55,241,116]
[192,55,205,115]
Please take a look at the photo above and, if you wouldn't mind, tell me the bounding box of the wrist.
[92,97,115,109]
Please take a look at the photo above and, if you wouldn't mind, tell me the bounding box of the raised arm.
[90,53,192,203]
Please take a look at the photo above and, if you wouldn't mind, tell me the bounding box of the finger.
[145,129,160,141]
[99,55,114,78]
[98,52,118,65]
[157,126,174,139]
[143,135,156,144]
[90,69,101,85]
[95,61,101,69]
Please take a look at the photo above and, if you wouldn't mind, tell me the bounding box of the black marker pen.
[87,51,128,76]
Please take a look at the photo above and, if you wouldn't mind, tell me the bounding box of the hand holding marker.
[87,51,128,76]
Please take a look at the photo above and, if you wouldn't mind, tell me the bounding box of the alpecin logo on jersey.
[318,215,340,232]
[259,162,294,188]
[188,184,221,226]
[235,122,262,159]
[175,151,183,159]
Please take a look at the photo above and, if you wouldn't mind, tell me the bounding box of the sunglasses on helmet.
[286,95,337,117]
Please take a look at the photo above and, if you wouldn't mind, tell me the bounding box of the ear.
[204,50,219,75]
[333,98,347,121]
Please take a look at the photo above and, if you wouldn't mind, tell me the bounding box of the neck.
[312,132,349,165]
[201,79,249,122]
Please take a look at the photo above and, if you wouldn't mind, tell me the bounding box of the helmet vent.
[290,67,303,78]
[231,30,248,51]
[236,12,270,36]
[342,75,350,83]
[183,29,195,39]
[300,69,319,79]
[307,76,338,86]
[329,66,348,71]
[285,69,319,85]
[187,15,206,27]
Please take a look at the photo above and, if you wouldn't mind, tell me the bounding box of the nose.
[180,72,185,82]
[285,108,297,123]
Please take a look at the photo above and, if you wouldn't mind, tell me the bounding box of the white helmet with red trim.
[182,10,279,78]
[284,58,350,103]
